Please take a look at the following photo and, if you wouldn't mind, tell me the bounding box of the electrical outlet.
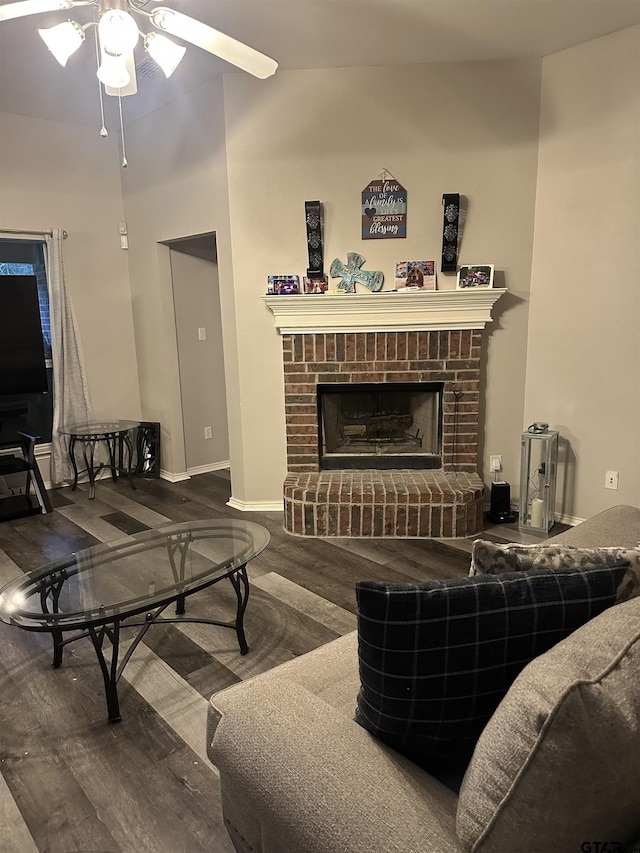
[490,455,502,472]
[204,426,213,440]
[605,470,619,490]
[198,327,207,341]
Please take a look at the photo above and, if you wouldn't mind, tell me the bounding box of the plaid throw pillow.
[355,564,629,769]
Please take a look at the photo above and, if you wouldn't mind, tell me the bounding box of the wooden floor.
[0,471,561,853]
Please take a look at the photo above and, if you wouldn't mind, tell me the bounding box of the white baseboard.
[227,496,284,513]
[556,512,586,527]
[186,461,230,477]
[159,470,191,483]
[159,461,230,483]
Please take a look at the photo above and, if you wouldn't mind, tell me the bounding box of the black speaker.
[134,421,161,479]
[488,481,516,524]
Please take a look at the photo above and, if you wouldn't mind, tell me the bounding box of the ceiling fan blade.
[150,7,277,79]
[0,0,75,22]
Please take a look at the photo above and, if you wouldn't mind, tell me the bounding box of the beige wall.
[119,78,240,482]
[170,248,229,471]
[0,111,140,424]
[527,26,640,521]
[222,61,542,504]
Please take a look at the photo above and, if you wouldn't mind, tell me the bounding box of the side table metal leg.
[106,435,118,483]
[52,628,64,668]
[68,437,80,491]
[88,621,122,723]
[121,430,137,492]
[228,566,250,655]
[81,439,99,501]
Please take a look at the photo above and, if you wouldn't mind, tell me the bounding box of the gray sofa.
[207,505,640,853]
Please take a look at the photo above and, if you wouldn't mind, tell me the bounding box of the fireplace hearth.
[264,289,506,538]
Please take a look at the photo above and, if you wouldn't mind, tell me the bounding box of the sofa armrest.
[208,676,464,853]
[551,505,640,548]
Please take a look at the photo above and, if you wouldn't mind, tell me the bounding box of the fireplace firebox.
[318,382,443,470]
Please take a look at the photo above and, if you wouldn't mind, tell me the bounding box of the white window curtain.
[45,228,93,484]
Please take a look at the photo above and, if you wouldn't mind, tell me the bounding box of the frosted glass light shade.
[97,51,130,89]
[98,9,139,56]
[144,32,186,78]
[104,50,138,96]
[38,20,84,66]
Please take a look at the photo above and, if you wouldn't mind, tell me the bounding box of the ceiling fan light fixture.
[38,19,84,66]
[144,31,186,78]
[97,50,130,89]
[98,7,139,56]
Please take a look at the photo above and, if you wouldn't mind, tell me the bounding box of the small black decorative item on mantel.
[441,193,460,272]
[303,200,329,293]
[304,200,324,277]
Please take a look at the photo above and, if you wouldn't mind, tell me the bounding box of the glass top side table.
[59,420,141,500]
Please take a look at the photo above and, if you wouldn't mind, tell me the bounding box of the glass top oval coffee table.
[0,519,270,722]
[59,420,141,500]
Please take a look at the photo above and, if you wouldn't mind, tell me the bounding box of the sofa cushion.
[470,539,629,575]
[456,596,640,852]
[469,541,640,602]
[355,563,629,769]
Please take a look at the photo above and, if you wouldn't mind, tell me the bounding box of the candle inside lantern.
[530,498,544,528]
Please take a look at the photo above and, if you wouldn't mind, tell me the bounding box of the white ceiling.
[1,0,639,127]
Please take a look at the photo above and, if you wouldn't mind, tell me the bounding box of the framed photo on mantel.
[395,260,436,291]
[456,264,494,289]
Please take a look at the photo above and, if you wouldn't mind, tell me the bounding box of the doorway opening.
[162,232,230,475]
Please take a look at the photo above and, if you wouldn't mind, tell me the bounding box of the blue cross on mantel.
[329,252,384,293]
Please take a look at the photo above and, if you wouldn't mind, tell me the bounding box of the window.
[0,240,53,444]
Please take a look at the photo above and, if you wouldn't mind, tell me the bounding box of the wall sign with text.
[361,170,407,240]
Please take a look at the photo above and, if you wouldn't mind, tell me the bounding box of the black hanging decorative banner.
[305,200,324,279]
[361,170,407,240]
[441,193,460,272]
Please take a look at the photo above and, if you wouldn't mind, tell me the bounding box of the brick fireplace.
[264,290,505,538]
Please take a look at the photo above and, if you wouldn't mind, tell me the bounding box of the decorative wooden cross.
[329,252,384,293]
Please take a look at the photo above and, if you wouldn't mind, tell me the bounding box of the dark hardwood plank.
[0,619,231,853]
[0,634,120,853]
[101,510,151,535]
[0,511,99,572]
[140,622,241,699]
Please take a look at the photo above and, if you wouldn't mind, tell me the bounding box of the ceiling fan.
[0,0,278,97]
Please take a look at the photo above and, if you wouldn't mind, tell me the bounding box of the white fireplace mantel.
[263,289,507,334]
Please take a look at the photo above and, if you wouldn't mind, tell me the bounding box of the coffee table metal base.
[50,565,249,723]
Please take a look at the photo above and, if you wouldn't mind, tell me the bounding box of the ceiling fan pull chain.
[118,92,128,167]
[92,19,108,137]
